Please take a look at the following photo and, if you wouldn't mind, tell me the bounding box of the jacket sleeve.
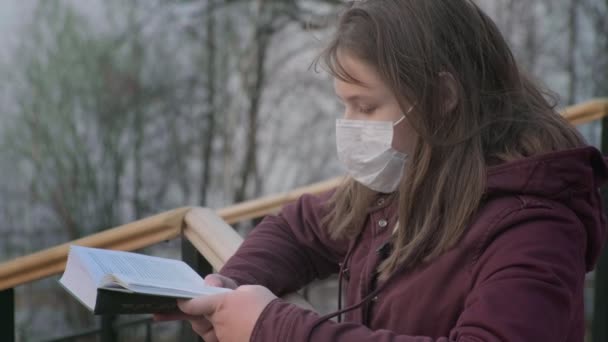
[249,204,588,341]
[219,191,349,296]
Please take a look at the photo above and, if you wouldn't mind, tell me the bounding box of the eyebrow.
[336,94,377,103]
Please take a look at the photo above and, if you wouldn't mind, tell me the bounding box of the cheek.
[392,122,417,155]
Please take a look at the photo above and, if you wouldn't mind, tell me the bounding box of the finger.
[177,293,225,316]
[201,330,219,342]
[191,318,214,336]
[205,274,238,289]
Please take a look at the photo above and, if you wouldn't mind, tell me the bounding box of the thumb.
[205,274,238,289]
[177,293,225,317]
[204,274,225,287]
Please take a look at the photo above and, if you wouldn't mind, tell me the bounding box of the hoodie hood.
[486,146,608,271]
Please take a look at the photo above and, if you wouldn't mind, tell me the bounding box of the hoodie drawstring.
[306,234,396,341]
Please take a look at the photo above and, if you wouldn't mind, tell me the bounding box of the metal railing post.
[100,315,117,342]
[145,319,152,342]
[592,115,608,342]
[0,288,15,341]
[181,237,213,342]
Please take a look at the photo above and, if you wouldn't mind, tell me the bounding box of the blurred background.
[0,0,607,341]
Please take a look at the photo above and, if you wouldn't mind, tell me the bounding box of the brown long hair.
[317,0,584,280]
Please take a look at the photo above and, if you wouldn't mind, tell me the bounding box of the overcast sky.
[0,1,33,62]
[0,1,108,63]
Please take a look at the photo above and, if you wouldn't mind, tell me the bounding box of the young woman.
[157,1,607,341]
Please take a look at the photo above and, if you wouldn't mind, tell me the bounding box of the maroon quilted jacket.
[221,146,608,341]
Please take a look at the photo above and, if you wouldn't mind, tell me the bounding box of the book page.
[72,246,205,291]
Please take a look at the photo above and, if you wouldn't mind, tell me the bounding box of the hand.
[178,285,278,342]
[153,274,238,341]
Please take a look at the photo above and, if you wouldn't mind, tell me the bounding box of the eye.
[359,105,376,115]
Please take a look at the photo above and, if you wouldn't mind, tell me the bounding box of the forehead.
[332,53,386,94]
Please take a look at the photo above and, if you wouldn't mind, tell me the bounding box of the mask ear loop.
[393,115,407,127]
[393,105,415,127]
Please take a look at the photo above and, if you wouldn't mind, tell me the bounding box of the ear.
[438,72,459,113]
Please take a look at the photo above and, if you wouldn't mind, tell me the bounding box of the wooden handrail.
[0,208,191,290]
[218,177,343,224]
[561,98,608,126]
[185,208,244,271]
[0,177,343,290]
[0,98,606,291]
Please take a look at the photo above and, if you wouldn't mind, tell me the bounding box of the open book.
[59,245,230,314]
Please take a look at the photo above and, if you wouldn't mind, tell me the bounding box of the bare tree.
[1,1,182,336]
[566,0,579,104]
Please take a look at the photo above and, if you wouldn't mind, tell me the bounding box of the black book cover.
[93,289,181,315]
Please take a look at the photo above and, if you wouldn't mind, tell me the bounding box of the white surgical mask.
[336,113,409,193]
